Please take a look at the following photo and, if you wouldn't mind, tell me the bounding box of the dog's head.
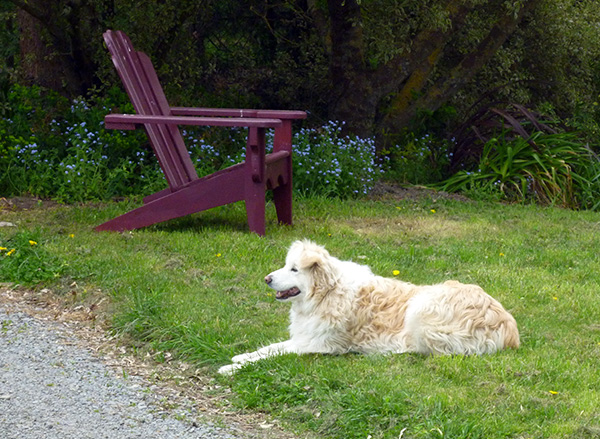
[265,240,337,302]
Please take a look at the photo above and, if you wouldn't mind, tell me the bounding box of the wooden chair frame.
[95,30,306,235]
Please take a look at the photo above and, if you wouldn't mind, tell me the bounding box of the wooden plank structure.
[95,30,306,235]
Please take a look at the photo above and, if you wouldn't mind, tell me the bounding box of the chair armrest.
[171,107,307,120]
[105,113,282,130]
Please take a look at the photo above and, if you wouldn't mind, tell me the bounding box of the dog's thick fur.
[218,240,519,375]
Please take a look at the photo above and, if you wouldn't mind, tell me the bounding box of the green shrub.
[380,133,451,185]
[0,85,162,201]
[289,121,380,198]
[439,131,600,210]
[1,85,382,202]
[174,121,382,199]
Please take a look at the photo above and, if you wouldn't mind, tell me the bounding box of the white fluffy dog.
[218,240,519,375]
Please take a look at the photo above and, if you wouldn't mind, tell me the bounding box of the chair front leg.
[245,127,267,235]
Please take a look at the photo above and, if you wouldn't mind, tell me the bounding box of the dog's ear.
[300,246,337,299]
[310,263,337,300]
[299,247,325,269]
[297,241,329,269]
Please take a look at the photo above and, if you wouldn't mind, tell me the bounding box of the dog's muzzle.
[265,275,301,300]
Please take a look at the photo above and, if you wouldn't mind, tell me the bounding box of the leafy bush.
[0,85,64,177]
[289,121,380,198]
[380,133,452,185]
[447,101,566,172]
[1,86,381,202]
[0,85,162,201]
[440,101,600,210]
[184,121,381,199]
[439,131,600,210]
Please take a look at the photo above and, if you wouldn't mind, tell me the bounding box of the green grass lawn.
[2,194,600,438]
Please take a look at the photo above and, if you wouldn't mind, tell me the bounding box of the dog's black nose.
[265,275,272,284]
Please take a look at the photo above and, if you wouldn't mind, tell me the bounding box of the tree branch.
[373,0,470,98]
[307,0,331,56]
[7,0,73,46]
[5,0,48,23]
[385,0,541,133]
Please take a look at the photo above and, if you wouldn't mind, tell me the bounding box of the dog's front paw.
[231,352,252,363]
[218,363,243,375]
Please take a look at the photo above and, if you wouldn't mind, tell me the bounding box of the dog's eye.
[291,267,298,272]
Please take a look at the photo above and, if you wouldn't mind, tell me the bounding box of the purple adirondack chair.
[95,30,306,235]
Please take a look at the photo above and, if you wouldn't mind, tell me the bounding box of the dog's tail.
[502,317,520,349]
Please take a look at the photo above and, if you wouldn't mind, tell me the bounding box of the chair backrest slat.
[104,30,198,189]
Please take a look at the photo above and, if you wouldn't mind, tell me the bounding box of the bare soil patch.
[0,196,63,211]
[369,182,471,203]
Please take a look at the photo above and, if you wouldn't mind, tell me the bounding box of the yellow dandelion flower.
[327,233,332,237]
[0,247,7,251]
[69,234,75,238]
[216,253,222,257]
[430,209,436,213]
[29,240,38,246]
[6,248,15,256]
[553,296,558,301]
[549,390,558,395]
[499,252,505,257]
[392,270,400,276]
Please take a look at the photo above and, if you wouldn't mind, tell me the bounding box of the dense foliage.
[1,0,600,210]
[3,1,600,138]
[0,85,153,201]
[439,132,600,210]
[0,85,379,201]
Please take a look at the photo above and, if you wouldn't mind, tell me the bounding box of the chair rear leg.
[271,122,293,226]
[273,177,292,226]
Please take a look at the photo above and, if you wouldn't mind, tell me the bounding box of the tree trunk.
[13,0,98,97]
[326,0,377,138]
[314,0,541,146]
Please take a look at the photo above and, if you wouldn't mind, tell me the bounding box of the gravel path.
[0,308,239,439]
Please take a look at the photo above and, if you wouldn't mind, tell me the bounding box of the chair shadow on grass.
[151,202,277,234]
